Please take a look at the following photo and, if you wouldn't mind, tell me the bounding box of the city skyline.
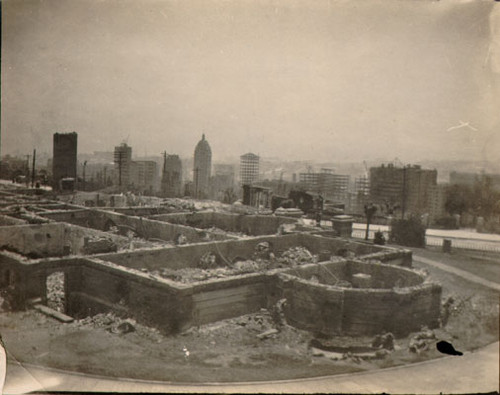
[1,0,499,165]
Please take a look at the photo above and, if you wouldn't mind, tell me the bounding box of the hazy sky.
[1,0,499,164]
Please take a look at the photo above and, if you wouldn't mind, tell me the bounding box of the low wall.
[0,228,428,336]
[0,223,65,257]
[96,233,408,272]
[283,260,423,288]
[97,234,304,271]
[66,258,194,333]
[151,212,296,236]
[62,223,132,255]
[65,259,272,332]
[39,209,99,227]
[0,222,134,258]
[278,264,441,336]
[40,209,229,244]
[109,207,173,216]
[0,215,27,226]
[313,230,412,267]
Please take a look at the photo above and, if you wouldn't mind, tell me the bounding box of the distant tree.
[472,175,500,218]
[223,188,238,204]
[444,184,472,216]
[364,203,378,241]
[384,200,400,216]
[390,216,426,248]
[374,230,386,245]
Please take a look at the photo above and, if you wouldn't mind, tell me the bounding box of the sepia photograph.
[0,0,499,393]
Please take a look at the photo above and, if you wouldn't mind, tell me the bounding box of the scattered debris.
[198,252,218,269]
[309,338,385,361]
[278,247,318,266]
[269,298,287,329]
[33,304,74,323]
[408,326,436,354]
[182,346,190,360]
[371,332,395,351]
[441,296,455,327]
[254,242,271,259]
[46,272,65,312]
[143,247,318,283]
[175,234,188,245]
[83,236,118,254]
[257,328,279,339]
[72,312,163,341]
[110,321,136,334]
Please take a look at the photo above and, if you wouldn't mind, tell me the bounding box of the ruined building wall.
[278,269,442,336]
[0,223,66,257]
[151,212,296,236]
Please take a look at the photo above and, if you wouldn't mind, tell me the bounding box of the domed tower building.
[193,134,212,199]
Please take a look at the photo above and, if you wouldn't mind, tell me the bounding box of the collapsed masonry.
[0,189,442,338]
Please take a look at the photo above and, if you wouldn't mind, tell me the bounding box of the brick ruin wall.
[150,211,296,236]
[39,209,229,243]
[0,222,131,258]
[0,232,432,336]
[277,261,442,336]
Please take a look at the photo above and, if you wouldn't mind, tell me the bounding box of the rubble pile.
[198,252,218,269]
[206,226,247,239]
[277,246,318,267]
[143,246,318,283]
[83,236,118,255]
[310,331,397,362]
[184,307,287,339]
[149,267,233,283]
[46,272,65,312]
[408,326,436,354]
[160,198,196,212]
[73,312,163,341]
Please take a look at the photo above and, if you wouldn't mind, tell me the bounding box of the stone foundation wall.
[278,270,441,336]
[0,215,27,226]
[151,212,296,236]
[40,209,228,243]
[0,223,66,257]
[0,229,436,337]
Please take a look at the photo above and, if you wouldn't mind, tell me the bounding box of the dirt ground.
[0,247,498,383]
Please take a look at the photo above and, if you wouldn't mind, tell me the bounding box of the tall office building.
[52,132,78,190]
[370,163,437,218]
[161,153,183,197]
[113,143,132,189]
[193,134,212,198]
[240,153,260,185]
[299,169,350,201]
[131,160,158,194]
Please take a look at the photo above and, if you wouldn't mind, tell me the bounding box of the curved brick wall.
[278,262,441,336]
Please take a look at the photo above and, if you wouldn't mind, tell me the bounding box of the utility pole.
[25,154,30,187]
[401,165,407,220]
[82,160,87,191]
[194,167,199,199]
[31,149,36,188]
[114,148,126,191]
[118,154,122,188]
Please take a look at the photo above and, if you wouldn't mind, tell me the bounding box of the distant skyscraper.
[193,134,212,198]
[131,160,158,194]
[240,153,260,185]
[52,132,77,190]
[299,168,350,201]
[113,143,132,189]
[162,153,183,197]
[370,163,437,218]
